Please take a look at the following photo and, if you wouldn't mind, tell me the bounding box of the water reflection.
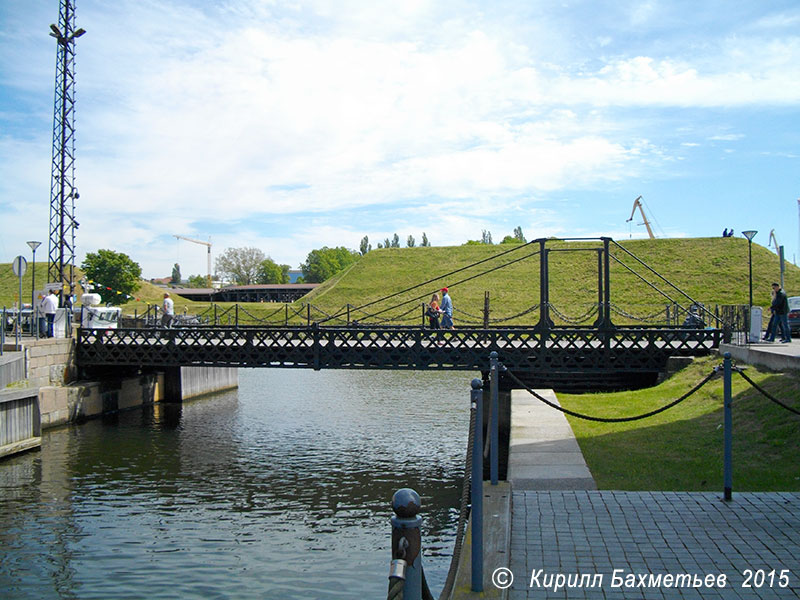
[1,368,474,599]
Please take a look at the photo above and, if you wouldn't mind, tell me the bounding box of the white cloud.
[2,0,799,277]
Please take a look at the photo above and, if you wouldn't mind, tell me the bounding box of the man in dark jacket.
[768,283,791,343]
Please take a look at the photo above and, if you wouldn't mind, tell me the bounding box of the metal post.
[390,488,423,600]
[537,239,549,331]
[483,291,490,328]
[723,352,733,501]
[470,378,484,592]
[235,304,239,327]
[489,351,499,485]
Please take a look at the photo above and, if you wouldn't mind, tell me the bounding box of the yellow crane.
[626,195,655,239]
[174,235,212,287]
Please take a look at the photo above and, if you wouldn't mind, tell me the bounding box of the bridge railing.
[76,323,723,371]
[119,299,739,330]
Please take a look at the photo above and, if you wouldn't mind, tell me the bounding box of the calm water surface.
[0,368,475,599]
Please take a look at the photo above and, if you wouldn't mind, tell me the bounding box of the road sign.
[12,255,27,277]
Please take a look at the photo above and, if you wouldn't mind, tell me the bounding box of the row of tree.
[359,233,431,254]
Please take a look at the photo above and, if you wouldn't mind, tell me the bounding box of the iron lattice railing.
[77,325,722,373]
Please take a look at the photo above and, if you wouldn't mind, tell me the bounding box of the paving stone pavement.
[507,491,800,599]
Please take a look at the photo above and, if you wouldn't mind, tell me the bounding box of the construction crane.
[174,235,212,287]
[768,229,780,252]
[626,195,655,239]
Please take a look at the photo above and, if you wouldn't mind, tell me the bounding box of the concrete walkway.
[507,389,596,491]
[721,338,800,373]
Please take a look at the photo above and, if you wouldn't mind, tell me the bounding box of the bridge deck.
[77,325,721,377]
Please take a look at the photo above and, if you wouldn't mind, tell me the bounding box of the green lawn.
[559,356,800,491]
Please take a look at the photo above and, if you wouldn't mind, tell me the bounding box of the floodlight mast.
[47,0,86,299]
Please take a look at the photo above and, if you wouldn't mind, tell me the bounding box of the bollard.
[390,488,423,600]
[723,353,733,501]
[489,352,500,485]
[470,378,484,592]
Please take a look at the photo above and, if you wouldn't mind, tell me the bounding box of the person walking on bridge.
[162,293,175,327]
[440,287,454,329]
[427,292,441,329]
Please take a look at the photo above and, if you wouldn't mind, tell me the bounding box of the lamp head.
[741,230,757,241]
[26,241,42,252]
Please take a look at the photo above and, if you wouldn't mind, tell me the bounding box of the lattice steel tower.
[47,0,85,294]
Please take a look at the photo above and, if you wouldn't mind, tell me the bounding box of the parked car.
[788,296,800,336]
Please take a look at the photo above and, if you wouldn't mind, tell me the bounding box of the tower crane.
[174,235,212,287]
[626,195,655,239]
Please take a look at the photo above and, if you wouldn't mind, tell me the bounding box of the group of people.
[721,228,735,238]
[426,287,454,329]
[763,282,792,343]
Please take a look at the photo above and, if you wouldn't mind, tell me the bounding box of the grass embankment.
[2,237,799,324]
[300,237,800,325]
[559,355,800,491]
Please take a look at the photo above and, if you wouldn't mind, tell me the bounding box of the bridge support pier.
[163,366,239,403]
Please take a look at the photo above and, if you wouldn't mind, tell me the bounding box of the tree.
[360,236,371,255]
[407,235,416,248]
[187,274,208,288]
[481,230,493,244]
[501,235,523,244]
[171,263,181,285]
[513,226,526,243]
[257,257,291,284]
[391,233,400,248]
[81,249,142,305]
[421,232,430,247]
[383,238,391,248]
[301,246,360,283]
[215,247,266,285]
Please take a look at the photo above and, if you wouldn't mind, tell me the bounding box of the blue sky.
[1,0,799,279]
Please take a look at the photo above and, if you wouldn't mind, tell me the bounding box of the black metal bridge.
[76,324,721,391]
[75,238,727,392]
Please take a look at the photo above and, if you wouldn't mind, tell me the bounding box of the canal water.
[0,368,476,599]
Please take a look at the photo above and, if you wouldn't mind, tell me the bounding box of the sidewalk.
[508,490,800,599]
[721,337,800,373]
[500,382,799,599]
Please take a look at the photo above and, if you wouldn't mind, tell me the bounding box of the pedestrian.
[42,289,59,338]
[161,292,175,327]
[439,287,454,329]
[426,292,441,329]
[765,283,791,343]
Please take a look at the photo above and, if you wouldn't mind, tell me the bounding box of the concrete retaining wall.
[38,372,165,429]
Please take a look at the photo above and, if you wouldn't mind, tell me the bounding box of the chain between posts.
[503,367,717,423]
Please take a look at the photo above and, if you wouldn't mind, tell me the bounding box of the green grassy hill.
[302,237,799,325]
[2,237,798,325]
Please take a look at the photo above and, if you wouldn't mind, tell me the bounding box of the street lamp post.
[742,230,758,342]
[742,230,758,308]
[26,241,42,308]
